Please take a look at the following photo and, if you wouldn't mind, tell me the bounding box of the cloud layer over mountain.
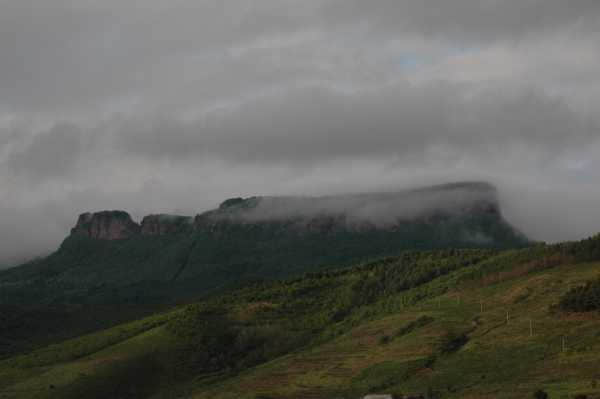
[1,0,599,265]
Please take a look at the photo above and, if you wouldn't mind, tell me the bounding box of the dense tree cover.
[457,234,600,287]
[560,234,600,263]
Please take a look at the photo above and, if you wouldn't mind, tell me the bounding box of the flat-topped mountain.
[69,181,507,239]
[0,182,529,305]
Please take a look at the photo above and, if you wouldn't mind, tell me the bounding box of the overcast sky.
[1,0,600,265]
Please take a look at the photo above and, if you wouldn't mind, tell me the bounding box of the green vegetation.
[0,304,167,359]
[0,205,528,356]
[559,277,600,312]
[0,204,528,307]
[0,234,599,398]
[437,330,469,354]
[349,359,429,395]
[394,315,435,338]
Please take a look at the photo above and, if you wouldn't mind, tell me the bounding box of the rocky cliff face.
[69,182,518,239]
[71,211,141,240]
[140,214,193,236]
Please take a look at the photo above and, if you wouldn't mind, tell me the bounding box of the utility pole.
[562,336,567,352]
[529,318,533,337]
[480,299,483,313]
[506,310,509,324]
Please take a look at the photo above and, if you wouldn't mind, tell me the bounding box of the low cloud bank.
[231,182,498,227]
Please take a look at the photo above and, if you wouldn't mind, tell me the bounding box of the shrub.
[395,316,435,338]
[533,389,548,399]
[379,335,391,345]
[559,277,600,312]
[438,331,469,354]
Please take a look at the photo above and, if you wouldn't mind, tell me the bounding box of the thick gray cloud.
[320,0,600,42]
[7,123,84,179]
[118,83,598,164]
[0,0,599,266]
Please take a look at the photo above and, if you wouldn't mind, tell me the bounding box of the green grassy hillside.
[0,236,598,399]
[0,304,170,359]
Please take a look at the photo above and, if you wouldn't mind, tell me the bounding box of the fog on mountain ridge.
[221,182,499,227]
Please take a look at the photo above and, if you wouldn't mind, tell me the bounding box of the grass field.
[185,260,600,399]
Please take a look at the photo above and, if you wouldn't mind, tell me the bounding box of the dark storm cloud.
[0,0,599,265]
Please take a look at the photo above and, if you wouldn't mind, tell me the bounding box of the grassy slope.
[0,304,170,359]
[189,261,600,399]
[0,245,599,399]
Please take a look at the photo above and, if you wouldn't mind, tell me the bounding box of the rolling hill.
[0,234,599,398]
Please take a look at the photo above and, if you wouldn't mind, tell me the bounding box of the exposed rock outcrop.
[69,182,521,241]
[71,211,140,240]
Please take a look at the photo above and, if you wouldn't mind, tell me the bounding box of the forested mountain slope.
[0,182,528,306]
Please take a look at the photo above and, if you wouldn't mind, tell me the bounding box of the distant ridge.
[69,181,505,239]
[1,182,529,305]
